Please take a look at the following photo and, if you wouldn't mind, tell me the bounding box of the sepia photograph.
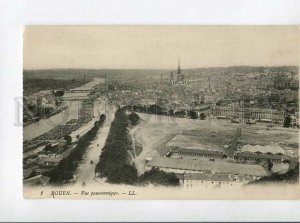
[22,26,300,199]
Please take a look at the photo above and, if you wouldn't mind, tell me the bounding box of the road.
[75,97,116,186]
[126,124,140,164]
[129,114,160,176]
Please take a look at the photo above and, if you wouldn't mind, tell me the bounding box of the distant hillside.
[23,78,86,96]
[183,66,299,79]
[23,69,168,81]
[23,66,298,81]
[185,65,298,74]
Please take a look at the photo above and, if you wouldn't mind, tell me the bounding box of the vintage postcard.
[22,26,300,199]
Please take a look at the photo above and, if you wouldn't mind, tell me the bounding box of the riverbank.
[23,101,80,141]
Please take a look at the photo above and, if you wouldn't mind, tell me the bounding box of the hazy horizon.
[23,64,299,71]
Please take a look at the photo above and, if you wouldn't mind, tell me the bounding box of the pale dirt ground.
[133,113,198,175]
[272,163,290,174]
[133,114,229,175]
[132,113,299,176]
[166,134,227,151]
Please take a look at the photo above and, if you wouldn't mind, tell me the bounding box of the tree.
[139,167,180,186]
[63,135,72,144]
[283,115,292,128]
[149,104,163,115]
[23,116,28,123]
[54,90,64,97]
[267,160,273,172]
[174,110,185,118]
[94,121,100,127]
[143,105,147,113]
[128,112,140,125]
[189,110,198,119]
[200,113,206,120]
[100,114,106,122]
[44,143,52,152]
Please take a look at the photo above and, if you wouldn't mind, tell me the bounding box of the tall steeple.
[177,56,181,74]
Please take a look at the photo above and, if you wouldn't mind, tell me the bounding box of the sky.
[23,26,300,70]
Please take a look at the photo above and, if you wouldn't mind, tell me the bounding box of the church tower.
[177,57,181,74]
[177,57,185,82]
[177,57,183,82]
[170,57,187,85]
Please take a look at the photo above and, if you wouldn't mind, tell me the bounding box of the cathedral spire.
[177,56,181,74]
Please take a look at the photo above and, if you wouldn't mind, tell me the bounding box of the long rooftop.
[146,157,268,177]
[241,144,286,155]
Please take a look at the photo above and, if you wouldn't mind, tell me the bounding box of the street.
[75,98,116,186]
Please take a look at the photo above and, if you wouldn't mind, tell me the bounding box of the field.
[132,113,299,175]
[239,125,299,146]
[133,113,238,174]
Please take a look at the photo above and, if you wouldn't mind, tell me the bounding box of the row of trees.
[188,111,206,120]
[95,107,180,186]
[45,114,106,185]
[139,167,179,186]
[126,104,206,120]
[95,107,138,184]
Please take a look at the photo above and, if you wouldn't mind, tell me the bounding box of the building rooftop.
[166,134,224,151]
[146,157,268,177]
[185,172,211,181]
[32,90,53,97]
[70,86,94,91]
[234,151,287,160]
[23,168,34,179]
[173,147,224,155]
[184,172,244,182]
[63,92,90,100]
[43,156,63,163]
[241,144,286,155]
[23,174,50,186]
[193,105,211,111]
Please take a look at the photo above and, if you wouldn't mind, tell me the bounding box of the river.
[23,100,81,141]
